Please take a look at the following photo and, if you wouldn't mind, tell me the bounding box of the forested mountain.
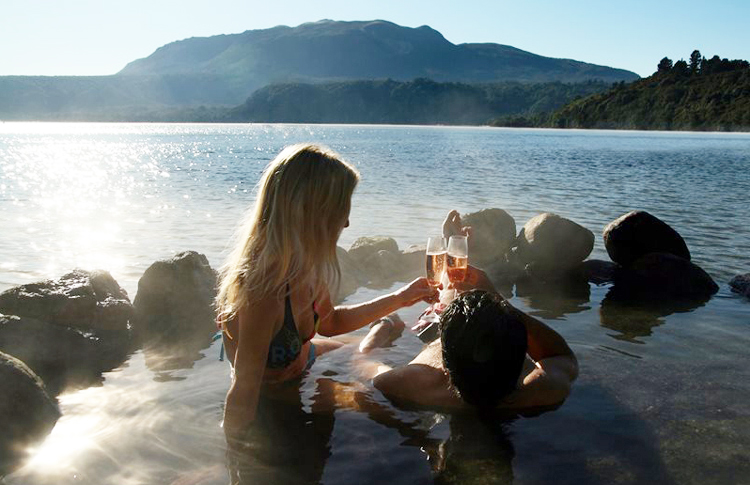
[548,51,750,131]
[226,78,611,124]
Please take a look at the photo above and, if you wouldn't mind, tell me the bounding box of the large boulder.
[348,236,399,263]
[0,269,133,333]
[396,244,428,281]
[335,246,366,303]
[603,211,690,267]
[361,249,403,288]
[729,274,750,298]
[461,208,517,267]
[347,237,402,287]
[0,314,130,395]
[513,213,594,272]
[614,252,718,300]
[0,351,60,476]
[132,251,217,354]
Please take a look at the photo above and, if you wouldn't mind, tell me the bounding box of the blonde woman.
[217,144,437,442]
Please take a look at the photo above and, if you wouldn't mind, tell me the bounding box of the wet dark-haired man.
[367,266,578,412]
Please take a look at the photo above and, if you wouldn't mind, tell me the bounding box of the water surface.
[1,123,749,484]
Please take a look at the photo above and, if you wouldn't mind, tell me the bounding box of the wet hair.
[439,290,528,407]
[216,144,360,324]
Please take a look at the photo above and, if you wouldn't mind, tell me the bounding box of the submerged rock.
[600,283,710,343]
[461,208,517,267]
[513,213,594,272]
[613,252,718,300]
[0,314,131,395]
[132,251,218,363]
[0,269,133,333]
[603,210,690,267]
[515,269,592,319]
[0,351,60,476]
[729,273,750,298]
[577,259,621,285]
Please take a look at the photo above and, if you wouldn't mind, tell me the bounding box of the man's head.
[439,290,528,407]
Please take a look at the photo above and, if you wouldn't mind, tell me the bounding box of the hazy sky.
[2,0,747,78]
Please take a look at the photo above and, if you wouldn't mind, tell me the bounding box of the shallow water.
[1,123,749,484]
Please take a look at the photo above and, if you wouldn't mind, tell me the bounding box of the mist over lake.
[1,123,749,484]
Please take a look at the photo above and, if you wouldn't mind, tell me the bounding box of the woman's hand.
[396,277,440,307]
[442,210,472,239]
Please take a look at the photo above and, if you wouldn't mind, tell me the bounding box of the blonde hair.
[216,144,360,326]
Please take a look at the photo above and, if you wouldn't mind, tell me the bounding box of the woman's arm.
[223,297,282,441]
[316,277,437,337]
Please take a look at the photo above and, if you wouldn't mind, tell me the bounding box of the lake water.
[1,123,749,484]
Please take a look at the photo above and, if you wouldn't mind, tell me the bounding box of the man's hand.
[446,265,497,293]
[442,210,472,239]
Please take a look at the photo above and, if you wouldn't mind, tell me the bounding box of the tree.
[657,57,674,73]
[690,50,702,73]
[674,60,690,76]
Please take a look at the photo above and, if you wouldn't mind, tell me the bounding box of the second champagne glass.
[426,236,447,287]
[447,235,468,283]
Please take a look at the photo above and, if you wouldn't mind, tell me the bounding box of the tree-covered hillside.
[227,78,611,124]
[548,51,750,131]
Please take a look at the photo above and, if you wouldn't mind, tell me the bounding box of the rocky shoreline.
[2,207,746,476]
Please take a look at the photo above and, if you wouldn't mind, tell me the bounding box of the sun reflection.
[24,414,102,473]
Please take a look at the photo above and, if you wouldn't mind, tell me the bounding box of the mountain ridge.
[118,19,638,91]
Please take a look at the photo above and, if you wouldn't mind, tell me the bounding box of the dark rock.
[335,246,366,303]
[515,269,591,319]
[0,269,133,333]
[483,258,524,296]
[614,252,718,300]
[513,213,594,272]
[361,249,402,288]
[603,210,690,267]
[729,274,750,298]
[0,314,131,395]
[0,351,60,476]
[461,208,516,267]
[132,251,218,368]
[577,259,621,285]
[348,236,399,263]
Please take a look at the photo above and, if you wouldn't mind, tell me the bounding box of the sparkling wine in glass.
[426,236,447,287]
[447,235,468,283]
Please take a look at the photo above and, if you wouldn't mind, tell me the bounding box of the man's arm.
[500,305,579,410]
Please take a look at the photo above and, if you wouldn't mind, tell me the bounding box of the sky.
[1,0,748,78]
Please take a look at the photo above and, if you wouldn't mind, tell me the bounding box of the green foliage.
[225,79,610,125]
[548,51,750,131]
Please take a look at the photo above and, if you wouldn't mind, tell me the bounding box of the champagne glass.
[426,236,447,287]
[447,235,468,283]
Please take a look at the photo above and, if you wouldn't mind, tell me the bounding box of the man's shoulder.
[373,362,464,409]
